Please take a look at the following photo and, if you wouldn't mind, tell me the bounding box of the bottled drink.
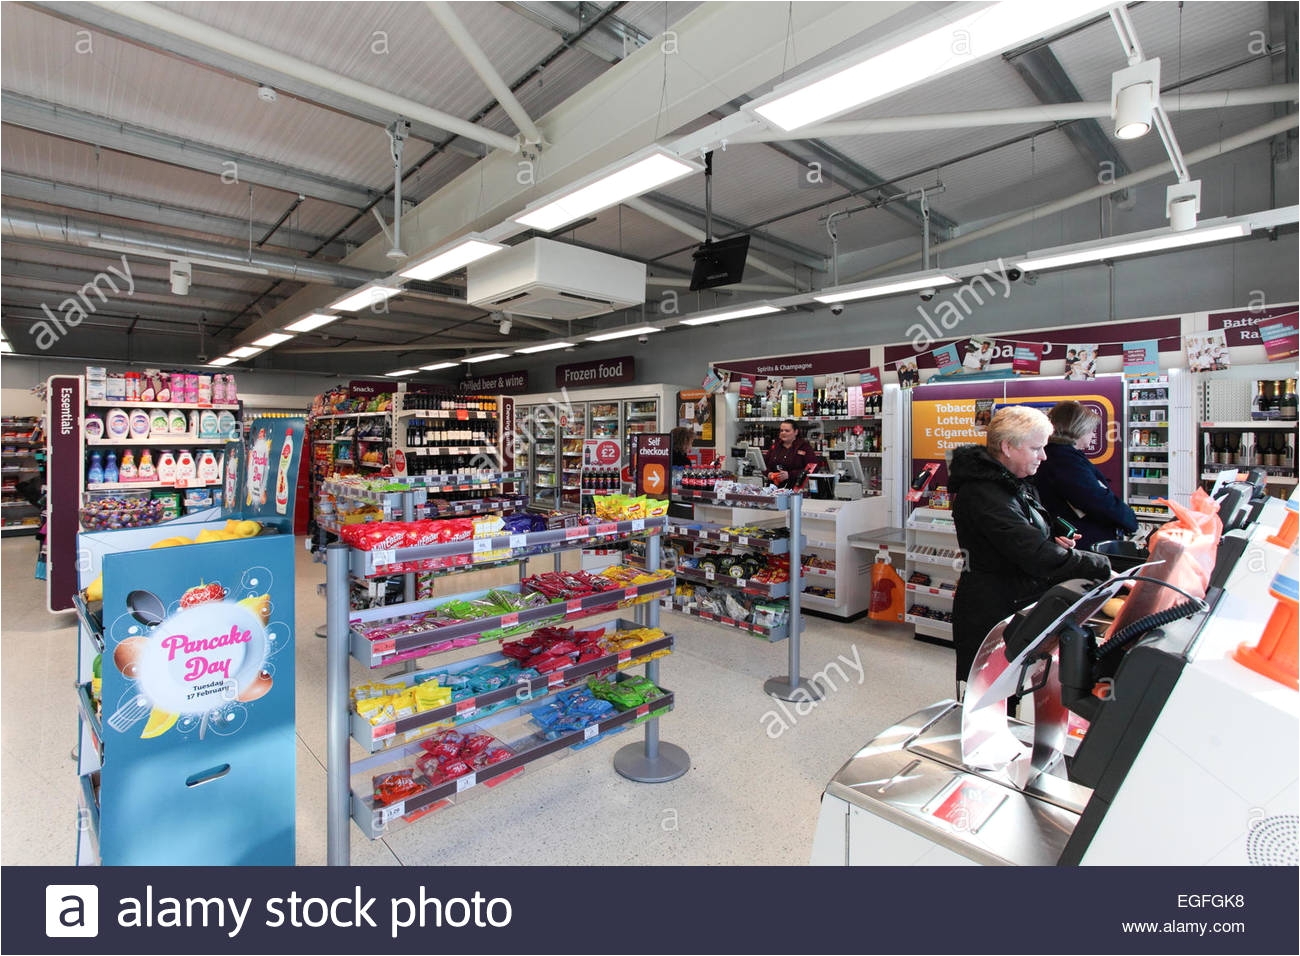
[1264,433,1280,468]
[1283,379,1298,421]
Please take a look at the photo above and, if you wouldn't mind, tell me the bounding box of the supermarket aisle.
[1,535,952,866]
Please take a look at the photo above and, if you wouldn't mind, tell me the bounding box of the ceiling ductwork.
[1,208,387,288]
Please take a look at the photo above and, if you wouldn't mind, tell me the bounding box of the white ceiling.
[1,1,1294,374]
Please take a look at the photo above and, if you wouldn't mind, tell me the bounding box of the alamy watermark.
[30,254,135,351]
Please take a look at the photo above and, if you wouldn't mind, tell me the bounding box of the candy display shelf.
[905,507,959,648]
[323,496,687,863]
[659,596,799,642]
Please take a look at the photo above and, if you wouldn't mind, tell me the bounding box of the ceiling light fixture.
[169,259,192,296]
[813,272,960,304]
[498,315,512,335]
[398,235,506,282]
[460,352,510,364]
[1112,59,1159,140]
[584,325,661,342]
[228,345,264,360]
[514,147,701,233]
[1015,220,1250,272]
[420,361,460,371]
[331,284,402,312]
[1166,180,1202,232]
[679,304,781,326]
[285,312,338,333]
[385,368,419,377]
[207,356,238,366]
[750,1,1107,131]
[251,332,295,348]
[514,341,575,354]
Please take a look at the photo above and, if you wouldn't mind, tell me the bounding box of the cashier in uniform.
[764,419,821,489]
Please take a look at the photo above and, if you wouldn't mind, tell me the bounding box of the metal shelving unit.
[324,505,688,863]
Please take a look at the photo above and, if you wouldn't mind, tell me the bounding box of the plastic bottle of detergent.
[157,451,176,484]
[137,449,156,480]
[88,452,104,484]
[103,452,119,484]
[118,450,137,481]
[175,450,197,483]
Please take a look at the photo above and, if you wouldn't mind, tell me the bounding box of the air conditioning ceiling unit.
[466,237,646,320]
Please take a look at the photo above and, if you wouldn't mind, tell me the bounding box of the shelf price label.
[617,649,632,664]
[704,568,715,581]
[379,802,405,825]
[372,722,396,741]
[566,598,583,616]
[548,671,565,688]
[473,538,492,553]
[624,586,638,600]
[455,409,469,421]
[596,522,618,536]
[500,612,519,628]
[583,724,600,741]
[455,772,477,793]
[455,699,477,717]
[717,532,730,542]
[509,534,528,550]
[636,704,650,718]
[372,638,397,654]
[631,518,645,531]
[565,525,588,540]
[737,535,749,545]
[372,549,396,570]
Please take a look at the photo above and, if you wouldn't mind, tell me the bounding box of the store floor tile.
[1,536,952,866]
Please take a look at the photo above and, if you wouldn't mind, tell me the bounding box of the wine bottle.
[1283,379,1298,421]
[1264,432,1280,468]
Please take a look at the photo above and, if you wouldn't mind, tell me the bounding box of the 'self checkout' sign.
[634,433,670,497]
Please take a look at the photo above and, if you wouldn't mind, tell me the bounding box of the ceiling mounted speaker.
[1246,814,1298,867]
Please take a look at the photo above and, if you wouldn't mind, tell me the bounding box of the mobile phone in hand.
[1052,516,1078,539]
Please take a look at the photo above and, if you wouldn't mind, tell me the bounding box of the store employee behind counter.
[948,406,1111,688]
[764,419,821,489]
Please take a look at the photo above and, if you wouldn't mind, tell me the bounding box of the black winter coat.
[948,444,1111,682]
[1033,441,1138,549]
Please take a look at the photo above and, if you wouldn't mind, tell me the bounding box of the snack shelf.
[660,597,793,642]
[76,682,104,765]
[349,577,676,666]
[907,550,963,568]
[422,495,529,518]
[906,581,956,596]
[86,436,229,446]
[673,565,790,598]
[351,628,676,751]
[72,594,105,651]
[86,400,241,410]
[351,691,675,838]
[664,523,792,553]
[349,517,666,577]
[674,489,795,509]
[324,479,429,508]
[905,613,953,634]
[802,566,837,581]
[1129,461,1170,470]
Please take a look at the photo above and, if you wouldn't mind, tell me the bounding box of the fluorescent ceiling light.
[680,304,781,326]
[228,345,264,359]
[332,284,402,312]
[207,356,238,367]
[399,236,506,281]
[814,273,959,304]
[0,339,13,354]
[461,352,510,364]
[751,1,1106,131]
[1015,222,1249,272]
[386,369,419,377]
[420,361,460,371]
[285,312,338,333]
[252,332,294,348]
[515,341,575,354]
[584,325,661,343]
[514,148,700,233]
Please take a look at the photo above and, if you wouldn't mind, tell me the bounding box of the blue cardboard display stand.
[75,417,304,865]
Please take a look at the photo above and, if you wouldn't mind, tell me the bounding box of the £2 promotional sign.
[635,433,671,496]
[584,439,622,469]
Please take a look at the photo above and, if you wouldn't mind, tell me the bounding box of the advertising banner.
[1012,342,1043,375]
[96,533,296,864]
[1259,313,1300,362]
[860,367,883,396]
[909,377,1124,501]
[583,438,622,469]
[795,375,815,400]
[713,347,876,378]
[932,343,962,376]
[461,370,530,394]
[1207,304,1298,347]
[241,416,305,533]
[1123,339,1160,377]
[736,374,755,397]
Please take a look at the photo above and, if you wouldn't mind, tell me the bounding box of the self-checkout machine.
[811,492,1299,866]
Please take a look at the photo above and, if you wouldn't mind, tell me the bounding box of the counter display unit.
[797,496,889,619]
[323,506,688,863]
[903,507,958,647]
[1125,376,1174,529]
[1,416,43,535]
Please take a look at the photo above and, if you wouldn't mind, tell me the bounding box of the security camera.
[1006,267,1023,282]
[829,303,844,316]
[637,335,649,344]
[919,288,936,302]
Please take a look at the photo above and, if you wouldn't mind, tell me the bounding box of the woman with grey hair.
[947,405,1111,691]
[1034,401,1138,549]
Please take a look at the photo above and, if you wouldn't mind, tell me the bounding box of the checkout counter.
[811,493,1299,865]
